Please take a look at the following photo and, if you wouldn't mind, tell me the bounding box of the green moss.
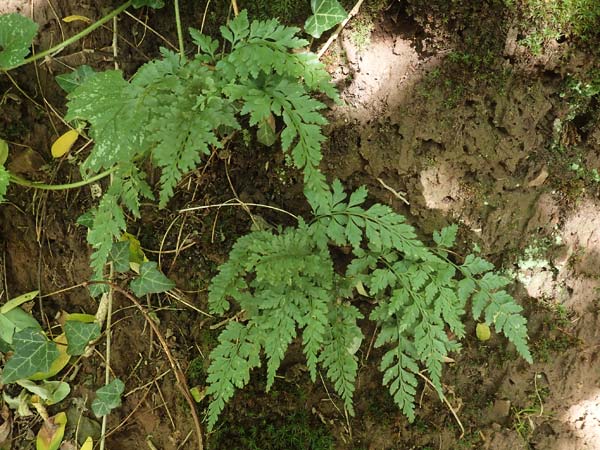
[520,0,600,50]
[348,16,374,50]
[245,0,312,25]
[209,411,335,450]
[187,355,208,385]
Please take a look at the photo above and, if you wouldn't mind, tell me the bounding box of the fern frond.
[484,290,532,362]
[458,259,532,363]
[320,303,363,416]
[376,320,419,421]
[106,164,153,218]
[300,290,330,381]
[208,233,258,315]
[205,321,262,430]
[206,224,337,424]
[87,194,126,294]
[206,179,532,428]
[136,56,238,206]
[252,291,299,390]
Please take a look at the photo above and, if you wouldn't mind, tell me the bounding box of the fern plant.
[61,10,336,290]
[1,5,532,432]
[205,180,532,429]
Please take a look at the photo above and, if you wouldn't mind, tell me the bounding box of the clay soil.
[1,1,600,449]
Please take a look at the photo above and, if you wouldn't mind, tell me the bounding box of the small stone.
[489,399,512,424]
[527,166,549,187]
[7,147,45,174]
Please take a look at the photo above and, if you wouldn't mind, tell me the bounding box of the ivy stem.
[8,167,116,191]
[174,0,185,58]
[4,0,133,71]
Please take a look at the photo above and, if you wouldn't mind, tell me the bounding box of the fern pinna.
[206,181,531,429]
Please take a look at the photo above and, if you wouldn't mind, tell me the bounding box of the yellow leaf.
[355,280,369,297]
[0,138,9,165]
[62,15,91,23]
[29,334,70,381]
[80,437,93,450]
[0,290,39,314]
[36,412,67,450]
[476,323,491,341]
[121,232,148,272]
[51,130,79,158]
[190,386,206,403]
[64,313,96,323]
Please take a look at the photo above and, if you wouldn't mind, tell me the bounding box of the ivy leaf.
[17,379,71,405]
[91,379,125,417]
[0,14,39,69]
[55,65,96,94]
[305,0,347,38]
[1,328,59,384]
[0,306,42,345]
[64,321,101,356]
[108,241,130,273]
[130,262,175,297]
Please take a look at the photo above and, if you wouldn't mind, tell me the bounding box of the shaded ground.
[1,0,600,449]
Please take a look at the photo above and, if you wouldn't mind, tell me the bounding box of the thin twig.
[4,0,133,70]
[533,372,544,418]
[416,371,464,438]
[158,215,181,271]
[200,0,212,34]
[317,0,365,59]
[86,282,204,450]
[209,310,244,330]
[124,10,178,50]
[224,160,258,228]
[143,241,196,255]
[179,199,298,220]
[377,177,410,205]
[99,264,115,450]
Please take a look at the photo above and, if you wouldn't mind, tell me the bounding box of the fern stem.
[4,1,133,71]
[9,167,116,191]
[174,0,185,58]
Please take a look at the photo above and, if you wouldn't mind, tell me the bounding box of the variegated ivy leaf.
[130,262,175,297]
[305,0,347,38]
[91,378,124,417]
[64,321,101,356]
[0,13,38,69]
[1,328,59,384]
[55,65,96,94]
